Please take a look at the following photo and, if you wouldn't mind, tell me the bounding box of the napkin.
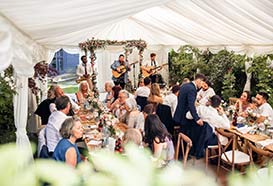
[236,125,253,134]
[87,140,102,146]
[256,139,273,149]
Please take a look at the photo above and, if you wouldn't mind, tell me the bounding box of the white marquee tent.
[1,0,273,154]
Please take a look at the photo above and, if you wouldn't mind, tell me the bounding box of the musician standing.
[76,55,93,90]
[141,53,162,83]
[111,54,131,89]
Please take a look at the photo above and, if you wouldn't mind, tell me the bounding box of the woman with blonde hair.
[147,83,163,104]
[53,117,83,167]
[76,81,93,105]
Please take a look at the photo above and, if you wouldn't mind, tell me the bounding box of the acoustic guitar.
[76,74,96,84]
[142,63,168,78]
[112,61,138,78]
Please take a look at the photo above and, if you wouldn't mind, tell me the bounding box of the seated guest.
[124,98,144,132]
[75,81,93,105]
[35,85,56,125]
[112,84,122,102]
[108,85,122,111]
[254,92,273,126]
[53,117,83,167]
[197,79,215,105]
[135,77,151,98]
[103,81,114,105]
[46,96,70,154]
[50,86,79,113]
[186,95,230,145]
[147,83,163,104]
[136,103,157,135]
[123,128,143,146]
[135,77,151,111]
[144,114,174,162]
[163,85,180,117]
[137,78,144,87]
[114,90,130,119]
[235,91,251,114]
[233,91,251,124]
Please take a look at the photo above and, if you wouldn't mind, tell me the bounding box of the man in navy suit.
[174,74,207,157]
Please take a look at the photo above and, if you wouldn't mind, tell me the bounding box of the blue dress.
[53,138,81,164]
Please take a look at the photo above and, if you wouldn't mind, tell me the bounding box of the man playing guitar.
[111,54,131,89]
[141,53,166,84]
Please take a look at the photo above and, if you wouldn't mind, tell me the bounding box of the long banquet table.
[227,126,273,152]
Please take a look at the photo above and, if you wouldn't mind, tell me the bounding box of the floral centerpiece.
[99,112,119,137]
[83,96,104,121]
[244,107,273,135]
[99,112,125,152]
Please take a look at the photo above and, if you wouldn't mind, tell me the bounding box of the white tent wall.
[0,14,47,157]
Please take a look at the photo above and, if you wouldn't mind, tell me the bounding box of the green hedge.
[169,45,273,105]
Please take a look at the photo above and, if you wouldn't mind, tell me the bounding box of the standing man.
[173,74,207,157]
[76,55,93,90]
[111,54,131,89]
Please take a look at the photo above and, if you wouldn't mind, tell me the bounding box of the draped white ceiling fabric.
[0,0,273,50]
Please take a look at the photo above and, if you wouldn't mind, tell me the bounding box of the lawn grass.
[63,86,78,94]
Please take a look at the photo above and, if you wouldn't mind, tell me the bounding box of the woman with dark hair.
[235,90,251,114]
[144,114,174,161]
[197,79,215,105]
[53,117,83,167]
[233,91,251,125]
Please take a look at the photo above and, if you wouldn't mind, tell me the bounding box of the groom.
[174,74,208,157]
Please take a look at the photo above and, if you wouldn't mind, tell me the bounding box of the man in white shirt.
[255,92,273,126]
[135,77,151,111]
[49,86,79,113]
[163,85,180,117]
[187,95,230,131]
[46,96,70,153]
[135,77,151,98]
[197,79,215,105]
[186,95,230,145]
[76,55,93,90]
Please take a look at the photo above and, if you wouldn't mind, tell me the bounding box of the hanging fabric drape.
[13,74,33,159]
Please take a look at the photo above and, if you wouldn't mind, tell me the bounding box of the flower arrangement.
[99,112,119,137]
[85,96,104,119]
[79,38,147,53]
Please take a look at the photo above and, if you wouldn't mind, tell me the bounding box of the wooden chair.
[205,144,219,170]
[216,128,250,175]
[229,97,238,106]
[247,141,273,167]
[174,133,192,167]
